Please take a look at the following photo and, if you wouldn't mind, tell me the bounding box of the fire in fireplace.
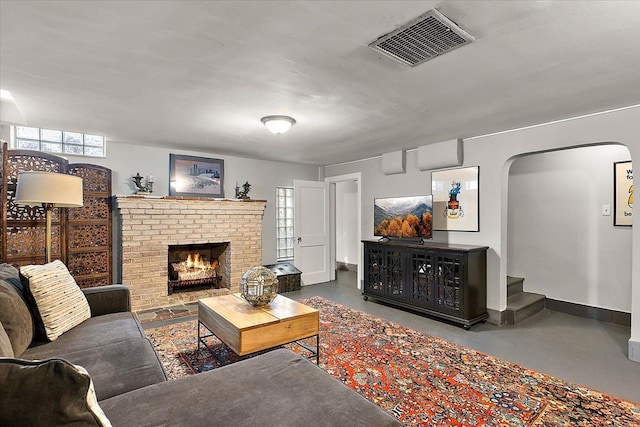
[172,253,218,281]
[168,242,229,294]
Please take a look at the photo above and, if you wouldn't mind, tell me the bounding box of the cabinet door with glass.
[364,244,385,297]
[407,249,433,308]
[432,252,464,317]
[383,247,406,300]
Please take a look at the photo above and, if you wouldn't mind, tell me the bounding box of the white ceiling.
[2,1,640,165]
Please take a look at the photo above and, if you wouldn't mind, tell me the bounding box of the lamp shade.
[261,115,296,134]
[15,172,83,207]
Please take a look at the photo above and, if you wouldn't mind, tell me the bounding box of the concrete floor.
[285,271,640,403]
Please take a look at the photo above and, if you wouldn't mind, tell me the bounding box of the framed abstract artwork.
[431,166,479,232]
[169,154,224,198]
[614,161,633,226]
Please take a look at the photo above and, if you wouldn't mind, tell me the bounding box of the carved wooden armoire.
[0,142,113,288]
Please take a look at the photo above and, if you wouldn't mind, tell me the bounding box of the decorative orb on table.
[240,266,279,306]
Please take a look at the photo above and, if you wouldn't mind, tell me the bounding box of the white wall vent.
[369,9,474,67]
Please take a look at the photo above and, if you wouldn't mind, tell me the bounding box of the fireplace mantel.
[115,196,266,311]
[115,195,267,203]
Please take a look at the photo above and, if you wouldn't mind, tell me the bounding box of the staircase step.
[507,276,524,297]
[506,292,545,325]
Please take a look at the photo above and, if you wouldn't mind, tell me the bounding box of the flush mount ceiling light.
[261,115,296,135]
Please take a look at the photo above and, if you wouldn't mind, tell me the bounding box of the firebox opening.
[168,242,230,295]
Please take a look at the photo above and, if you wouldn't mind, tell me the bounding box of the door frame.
[325,172,362,289]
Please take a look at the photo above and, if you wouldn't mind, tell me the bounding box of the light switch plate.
[602,204,611,216]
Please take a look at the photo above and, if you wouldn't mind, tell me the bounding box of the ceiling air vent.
[369,9,474,67]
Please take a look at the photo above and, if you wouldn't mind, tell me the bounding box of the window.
[276,187,294,261]
[14,126,105,157]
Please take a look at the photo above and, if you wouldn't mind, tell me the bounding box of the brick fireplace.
[115,196,266,311]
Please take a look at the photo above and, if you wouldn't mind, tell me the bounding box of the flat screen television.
[374,195,433,239]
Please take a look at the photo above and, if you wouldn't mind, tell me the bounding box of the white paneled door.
[293,180,330,285]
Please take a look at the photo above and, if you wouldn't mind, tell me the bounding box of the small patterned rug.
[145,296,640,426]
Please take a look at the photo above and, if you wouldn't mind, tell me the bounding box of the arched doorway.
[505,144,632,325]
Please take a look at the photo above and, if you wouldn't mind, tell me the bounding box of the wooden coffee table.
[197,293,320,363]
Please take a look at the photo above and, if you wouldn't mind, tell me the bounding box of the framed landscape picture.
[169,154,224,198]
[614,161,633,226]
[431,166,479,232]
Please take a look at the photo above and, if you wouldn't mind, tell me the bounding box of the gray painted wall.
[327,152,434,241]
[0,125,10,142]
[3,137,319,265]
[508,145,632,312]
[4,106,640,360]
[335,180,359,266]
[324,106,640,361]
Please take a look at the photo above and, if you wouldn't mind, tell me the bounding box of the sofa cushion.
[0,357,112,427]
[0,263,24,295]
[30,337,167,401]
[20,260,91,341]
[0,321,14,357]
[0,271,33,356]
[82,285,131,316]
[100,348,401,426]
[23,311,146,358]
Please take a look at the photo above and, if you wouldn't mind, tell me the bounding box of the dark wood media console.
[362,240,489,329]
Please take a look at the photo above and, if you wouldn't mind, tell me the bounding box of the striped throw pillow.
[19,260,91,341]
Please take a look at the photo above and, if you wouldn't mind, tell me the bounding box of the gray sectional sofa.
[0,264,401,426]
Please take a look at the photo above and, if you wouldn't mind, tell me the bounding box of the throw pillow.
[0,321,14,357]
[0,263,19,280]
[0,273,34,356]
[0,358,112,427]
[19,260,91,341]
[0,263,25,295]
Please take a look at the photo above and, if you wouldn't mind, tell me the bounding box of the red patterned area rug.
[145,296,640,426]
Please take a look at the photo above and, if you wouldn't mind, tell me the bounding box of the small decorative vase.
[240,266,279,306]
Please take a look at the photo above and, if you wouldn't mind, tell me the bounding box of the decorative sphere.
[240,266,279,306]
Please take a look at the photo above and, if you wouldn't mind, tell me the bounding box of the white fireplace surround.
[115,196,266,311]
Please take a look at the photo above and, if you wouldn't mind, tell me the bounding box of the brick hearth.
[115,196,266,311]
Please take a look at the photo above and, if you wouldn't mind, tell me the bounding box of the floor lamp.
[15,171,84,263]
